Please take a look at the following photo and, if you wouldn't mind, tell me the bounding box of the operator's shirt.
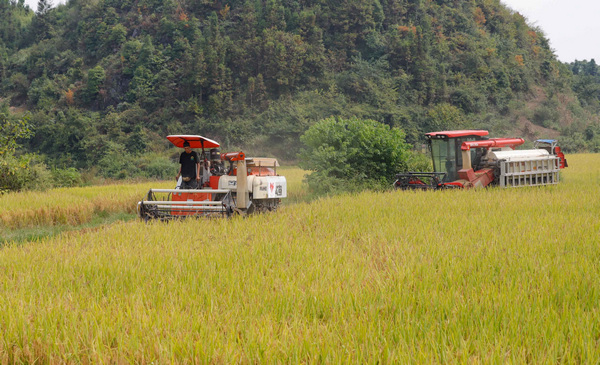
[179,151,200,179]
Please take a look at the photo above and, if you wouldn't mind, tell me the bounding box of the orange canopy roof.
[167,135,220,149]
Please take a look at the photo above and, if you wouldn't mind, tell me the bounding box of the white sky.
[501,0,600,63]
[23,0,596,63]
[23,0,65,11]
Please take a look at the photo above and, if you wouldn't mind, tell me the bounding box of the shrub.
[51,167,82,188]
[532,103,560,129]
[23,156,54,191]
[426,103,466,132]
[97,142,139,179]
[138,154,177,180]
[0,154,31,193]
[405,150,433,172]
[299,116,411,194]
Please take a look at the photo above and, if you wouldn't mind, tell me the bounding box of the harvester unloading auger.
[137,135,287,220]
[395,130,568,189]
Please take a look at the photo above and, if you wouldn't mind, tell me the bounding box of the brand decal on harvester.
[269,183,283,196]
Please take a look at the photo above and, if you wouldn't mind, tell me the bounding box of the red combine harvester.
[137,135,287,220]
[394,130,567,189]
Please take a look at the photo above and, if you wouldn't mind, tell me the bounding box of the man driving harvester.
[176,141,201,189]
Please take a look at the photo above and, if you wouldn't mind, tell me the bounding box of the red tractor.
[395,130,567,189]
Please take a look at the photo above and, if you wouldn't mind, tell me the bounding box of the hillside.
[1,0,598,177]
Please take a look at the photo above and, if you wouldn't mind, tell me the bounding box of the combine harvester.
[137,135,287,220]
[395,130,568,189]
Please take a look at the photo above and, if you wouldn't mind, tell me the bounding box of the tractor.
[137,135,287,220]
[394,130,567,189]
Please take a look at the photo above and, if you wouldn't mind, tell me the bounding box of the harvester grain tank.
[394,130,567,189]
[137,135,287,220]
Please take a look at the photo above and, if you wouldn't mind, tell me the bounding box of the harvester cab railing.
[248,158,279,177]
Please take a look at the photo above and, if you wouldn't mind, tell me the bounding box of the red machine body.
[461,138,524,151]
[395,130,567,190]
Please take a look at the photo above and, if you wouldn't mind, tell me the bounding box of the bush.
[405,150,433,172]
[51,167,82,187]
[532,103,560,129]
[23,156,54,191]
[97,142,139,179]
[426,103,466,132]
[0,154,32,193]
[298,116,411,194]
[0,155,84,193]
[138,154,177,179]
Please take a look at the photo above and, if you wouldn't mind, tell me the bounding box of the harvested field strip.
[0,182,173,229]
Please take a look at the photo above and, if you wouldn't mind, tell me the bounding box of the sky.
[24,0,65,11]
[22,0,598,63]
[500,0,599,63]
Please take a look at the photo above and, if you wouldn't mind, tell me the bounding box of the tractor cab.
[426,130,489,182]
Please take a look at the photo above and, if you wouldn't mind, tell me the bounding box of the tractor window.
[430,139,457,182]
[430,137,481,182]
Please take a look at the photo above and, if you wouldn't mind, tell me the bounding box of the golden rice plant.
[0,167,307,230]
[0,181,173,229]
[0,154,598,363]
[278,166,309,204]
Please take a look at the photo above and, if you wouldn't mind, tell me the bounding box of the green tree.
[84,65,105,104]
[299,116,411,194]
[0,112,32,156]
[426,103,465,131]
[31,0,54,41]
[0,113,35,193]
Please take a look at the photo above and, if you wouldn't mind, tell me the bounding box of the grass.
[0,156,599,362]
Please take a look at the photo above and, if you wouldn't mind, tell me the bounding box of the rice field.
[0,168,308,231]
[0,182,173,229]
[0,155,599,363]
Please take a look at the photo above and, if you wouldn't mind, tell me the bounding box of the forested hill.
[1,0,599,175]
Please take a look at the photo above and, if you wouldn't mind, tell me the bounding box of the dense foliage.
[299,117,413,193]
[562,59,600,151]
[0,111,83,193]
[0,0,598,186]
